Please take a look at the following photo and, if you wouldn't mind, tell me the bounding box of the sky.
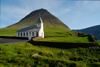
[0,0,100,30]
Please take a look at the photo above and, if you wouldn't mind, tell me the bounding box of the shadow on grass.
[29,40,98,49]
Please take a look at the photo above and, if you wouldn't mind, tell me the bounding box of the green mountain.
[0,8,72,36]
[8,9,70,30]
[73,25,100,40]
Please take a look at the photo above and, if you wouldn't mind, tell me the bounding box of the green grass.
[37,36,91,43]
[0,29,17,36]
[0,20,70,36]
[0,27,74,37]
[44,29,75,36]
[0,42,100,67]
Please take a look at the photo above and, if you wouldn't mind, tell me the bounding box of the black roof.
[17,25,40,32]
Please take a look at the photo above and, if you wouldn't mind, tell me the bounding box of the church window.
[21,32,22,37]
[32,32,34,36]
[29,32,31,36]
[36,32,38,37]
[18,33,19,36]
[26,32,28,36]
[23,32,25,36]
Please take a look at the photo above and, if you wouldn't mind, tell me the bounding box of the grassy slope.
[74,25,100,40]
[37,36,91,43]
[0,20,70,36]
[0,28,70,36]
[0,9,70,36]
[0,9,71,36]
[0,25,72,37]
[0,29,17,36]
[0,42,100,67]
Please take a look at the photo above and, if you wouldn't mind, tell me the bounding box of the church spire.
[36,17,43,24]
[36,14,43,24]
[36,15,43,27]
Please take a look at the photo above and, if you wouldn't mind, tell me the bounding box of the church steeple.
[36,16,44,38]
[36,17,43,27]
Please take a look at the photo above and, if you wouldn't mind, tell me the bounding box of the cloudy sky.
[0,0,100,29]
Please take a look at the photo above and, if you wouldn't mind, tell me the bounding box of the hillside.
[0,8,72,36]
[0,42,100,67]
[73,25,100,40]
[7,9,70,30]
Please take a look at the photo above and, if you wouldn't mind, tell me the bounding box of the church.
[16,17,44,40]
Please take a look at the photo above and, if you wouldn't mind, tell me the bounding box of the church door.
[36,32,38,37]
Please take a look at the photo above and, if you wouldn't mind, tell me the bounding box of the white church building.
[16,17,44,40]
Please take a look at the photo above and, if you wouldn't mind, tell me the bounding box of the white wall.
[16,33,18,37]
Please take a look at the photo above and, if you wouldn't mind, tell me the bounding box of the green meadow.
[0,27,73,37]
[0,20,71,37]
[0,29,17,36]
[37,36,91,43]
[0,26,100,67]
[0,42,100,67]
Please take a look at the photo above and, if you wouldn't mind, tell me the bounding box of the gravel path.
[0,38,29,44]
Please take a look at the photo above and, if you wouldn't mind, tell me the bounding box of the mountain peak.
[20,8,51,21]
[31,8,48,14]
[35,8,47,11]
[8,8,70,31]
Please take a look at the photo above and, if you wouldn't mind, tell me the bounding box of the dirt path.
[0,38,29,44]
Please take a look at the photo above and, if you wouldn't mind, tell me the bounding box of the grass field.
[37,36,91,43]
[0,26,100,67]
[0,42,100,67]
[0,28,75,37]
[0,29,17,36]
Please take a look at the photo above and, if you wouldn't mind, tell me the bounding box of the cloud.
[1,6,30,19]
[0,24,6,28]
[76,1,100,11]
[1,0,100,29]
[57,1,100,29]
[62,8,71,14]
[19,0,63,10]
[1,0,64,25]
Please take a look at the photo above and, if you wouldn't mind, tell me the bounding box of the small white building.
[16,17,44,40]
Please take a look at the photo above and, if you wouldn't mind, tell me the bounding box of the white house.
[16,17,44,40]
